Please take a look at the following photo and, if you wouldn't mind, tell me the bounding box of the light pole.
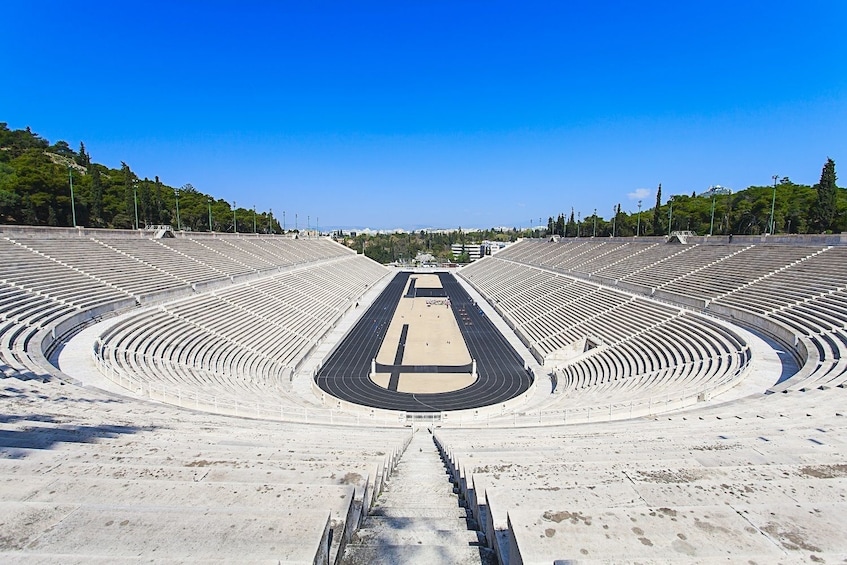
[612,205,617,237]
[709,195,716,236]
[208,198,213,232]
[133,180,139,230]
[593,208,597,237]
[68,165,77,228]
[668,197,674,234]
[283,211,286,232]
[577,212,581,238]
[269,208,274,234]
[769,175,778,234]
[232,201,237,233]
[636,200,642,237]
[175,188,181,231]
[253,205,257,233]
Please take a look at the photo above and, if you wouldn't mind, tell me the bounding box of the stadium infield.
[315,271,533,412]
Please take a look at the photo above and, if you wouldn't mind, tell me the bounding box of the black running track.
[315,271,533,412]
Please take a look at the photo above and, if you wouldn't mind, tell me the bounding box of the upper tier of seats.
[95,254,388,413]
[485,237,847,394]
[460,255,751,413]
[0,231,373,388]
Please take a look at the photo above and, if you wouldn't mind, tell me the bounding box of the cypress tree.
[813,158,837,232]
[652,183,662,235]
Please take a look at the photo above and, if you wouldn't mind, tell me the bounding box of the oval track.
[315,271,533,412]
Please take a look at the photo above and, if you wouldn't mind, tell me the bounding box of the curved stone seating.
[491,238,847,399]
[461,255,749,409]
[95,255,387,412]
[96,237,227,284]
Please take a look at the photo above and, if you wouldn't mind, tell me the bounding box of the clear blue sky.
[4,1,845,230]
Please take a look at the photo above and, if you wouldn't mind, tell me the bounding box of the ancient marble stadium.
[1,224,846,564]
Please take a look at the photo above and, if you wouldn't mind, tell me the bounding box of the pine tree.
[813,158,837,232]
[652,183,662,235]
[77,141,90,167]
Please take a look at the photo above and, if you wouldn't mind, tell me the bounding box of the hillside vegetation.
[0,123,277,232]
[1,123,842,245]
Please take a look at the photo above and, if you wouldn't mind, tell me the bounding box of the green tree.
[812,158,837,232]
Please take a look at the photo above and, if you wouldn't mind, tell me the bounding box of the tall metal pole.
[232,201,237,233]
[253,205,257,233]
[668,197,673,234]
[283,211,286,232]
[175,188,181,231]
[577,212,581,238]
[612,205,617,237]
[208,199,213,232]
[68,166,77,228]
[769,175,778,234]
[709,196,716,236]
[133,183,139,230]
[269,208,274,234]
[593,208,597,237]
[636,200,642,236]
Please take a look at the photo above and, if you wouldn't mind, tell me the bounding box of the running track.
[315,271,533,412]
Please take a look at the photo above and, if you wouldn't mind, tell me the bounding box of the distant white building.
[451,240,511,262]
[482,240,509,256]
[451,243,484,262]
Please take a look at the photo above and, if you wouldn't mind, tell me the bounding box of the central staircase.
[341,429,495,564]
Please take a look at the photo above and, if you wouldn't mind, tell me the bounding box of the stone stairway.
[341,428,494,565]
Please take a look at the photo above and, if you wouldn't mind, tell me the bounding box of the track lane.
[315,271,532,412]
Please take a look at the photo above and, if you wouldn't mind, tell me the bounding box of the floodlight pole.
[233,201,237,233]
[668,197,674,234]
[175,188,181,231]
[133,181,139,230]
[593,208,597,237]
[636,200,642,236]
[709,196,716,236]
[269,208,274,234]
[769,175,778,234]
[283,211,286,232]
[612,205,617,237]
[208,199,213,232]
[253,205,257,233]
[68,165,77,228]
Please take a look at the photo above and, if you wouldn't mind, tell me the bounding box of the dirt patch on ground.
[636,469,703,483]
[542,510,592,526]
[798,464,847,479]
[762,522,822,552]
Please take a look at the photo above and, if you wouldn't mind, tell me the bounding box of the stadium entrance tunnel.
[314,271,534,412]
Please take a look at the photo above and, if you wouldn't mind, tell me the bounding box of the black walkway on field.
[315,271,533,412]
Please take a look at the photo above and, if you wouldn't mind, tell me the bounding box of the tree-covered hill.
[0,123,279,232]
[1,122,842,239]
